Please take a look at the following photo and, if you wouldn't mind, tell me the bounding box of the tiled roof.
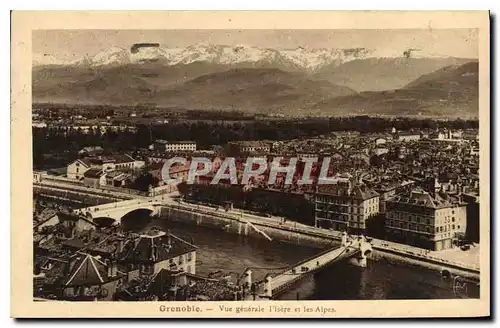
[391,190,453,209]
[84,168,105,179]
[71,159,91,168]
[34,208,57,224]
[351,185,379,200]
[120,230,196,264]
[106,171,126,179]
[65,253,122,287]
[110,154,136,164]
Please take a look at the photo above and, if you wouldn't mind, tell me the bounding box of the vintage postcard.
[11,11,490,318]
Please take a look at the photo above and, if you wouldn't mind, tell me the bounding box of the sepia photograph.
[11,11,490,318]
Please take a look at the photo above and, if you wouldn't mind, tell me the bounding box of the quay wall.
[371,248,480,281]
[159,205,480,280]
[159,206,336,249]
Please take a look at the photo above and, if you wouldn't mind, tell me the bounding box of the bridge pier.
[341,231,348,246]
[264,275,273,298]
[151,206,160,217]
[349,255,368,268]
[348,238,373,268]
[245,269,252,286]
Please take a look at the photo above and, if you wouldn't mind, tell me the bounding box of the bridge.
[242,233,373,300]
[73,199,162,226]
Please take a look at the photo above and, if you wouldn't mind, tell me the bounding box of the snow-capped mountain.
[32,53,78,66]
[33,43,376,72]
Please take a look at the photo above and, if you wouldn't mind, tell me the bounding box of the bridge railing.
[99,185,149,197]
[78,199,160,214]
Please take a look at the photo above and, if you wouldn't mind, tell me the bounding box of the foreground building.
[120,228,197,279]
[385,189,467,250]
[313,173,380,232]
[34,252,126,301]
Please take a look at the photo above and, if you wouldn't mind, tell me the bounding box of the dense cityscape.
[31,28,482,303]
[33,107,480,301]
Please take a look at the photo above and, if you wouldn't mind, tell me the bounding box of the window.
[452,225,455,230]
[141,265,154,275]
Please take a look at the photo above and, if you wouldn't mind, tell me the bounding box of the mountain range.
[312,61,479,117]
[34,43,374,72]
[32,43,479,117]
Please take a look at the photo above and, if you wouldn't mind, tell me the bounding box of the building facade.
[154,140,197,152]
[67,159,91,180]
[313,174,380,232]
[385,189,467,250]
[121,229,197,280]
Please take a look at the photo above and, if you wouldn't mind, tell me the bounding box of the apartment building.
[385,189,467,251]
[373,179,416,213]
[313,174,380,232]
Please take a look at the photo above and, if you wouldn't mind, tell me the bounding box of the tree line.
[33,116,478,169]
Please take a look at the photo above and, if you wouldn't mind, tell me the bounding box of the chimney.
[63,259,71,277]
[151,245,157,261]
[108,260,118,278]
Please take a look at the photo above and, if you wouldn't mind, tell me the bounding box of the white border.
[4,1,497,327]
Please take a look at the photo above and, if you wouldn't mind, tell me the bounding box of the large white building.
[67,154,144,180]
[153,140,197,152]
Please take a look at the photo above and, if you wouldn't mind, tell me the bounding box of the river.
[123,215,480,300]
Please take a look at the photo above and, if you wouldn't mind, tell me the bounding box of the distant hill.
[313,57,475,92]
[33,67,356,113]
[33,61,309,104]
[154,68,356,113]
[311,61,479,118]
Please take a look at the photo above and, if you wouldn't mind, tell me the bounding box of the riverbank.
[159,202,480,280]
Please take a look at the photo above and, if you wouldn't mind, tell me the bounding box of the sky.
[33,29,479,61]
